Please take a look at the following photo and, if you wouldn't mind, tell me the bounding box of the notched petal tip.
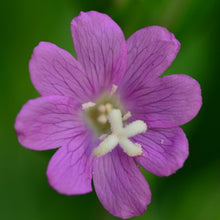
[120,25,181,98]
[14,99,37,149]
[70,10,127,94]
[29,40,92,101]
[149,25,181,46]
[14,96,85,151]
[14,118,25,145]
[93,148,151,219]
[168,74,203,125]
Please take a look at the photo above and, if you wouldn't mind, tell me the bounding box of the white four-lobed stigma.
[93,109,147,157]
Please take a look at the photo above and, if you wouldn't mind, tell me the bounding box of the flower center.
[82,85,147,157]
[82,86,124,136]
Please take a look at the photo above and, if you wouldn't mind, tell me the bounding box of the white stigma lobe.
[93,109,147,157]
[93,134,118,157]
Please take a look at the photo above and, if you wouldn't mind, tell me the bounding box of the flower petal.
[29,42,92,102]
[15,96,86,150]
[47,134,93,195]
[93,148,151,219]
[120,26,180,96]
[134,127,188,176]
[71,11,127,95]
[124,74,202,128]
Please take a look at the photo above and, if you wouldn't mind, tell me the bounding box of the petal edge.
[47,134,93,195]
[15,96,86,150]
[120,25,180,96]
[135,127,189,176]
[125,74,202,128]
[29,42,92,102]
[71,11,127,95]
[93,148,151,219]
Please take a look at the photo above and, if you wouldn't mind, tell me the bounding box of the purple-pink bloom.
[15,11,202,219]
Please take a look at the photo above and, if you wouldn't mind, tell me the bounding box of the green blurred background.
[1,0,220,219]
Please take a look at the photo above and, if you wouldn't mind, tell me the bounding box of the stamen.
[97,114,108,124]
[82,102,96,110]
[93,109,147,158]
[122,111,132,121]
[98,104,106,113]
[105,103,113,113]
[110,84,118,96]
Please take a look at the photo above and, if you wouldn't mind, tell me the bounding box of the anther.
[110,84,118,96]
[82,102,96,110]
[105,103,113,113]
[97,114,108,124]
[123,111,132,121]
[98,104,106,113]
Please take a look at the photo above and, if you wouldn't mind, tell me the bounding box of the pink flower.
[15,11,202,219]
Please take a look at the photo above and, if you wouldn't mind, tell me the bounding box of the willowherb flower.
[15,11,202,219]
